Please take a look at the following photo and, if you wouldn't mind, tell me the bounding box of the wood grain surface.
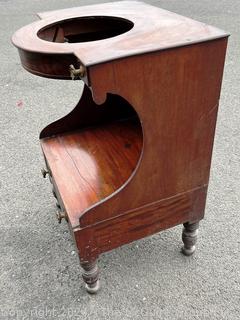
[74,186,206,262]
[12,1,228,78]
[41,120,142,228]
[81,38,228,227]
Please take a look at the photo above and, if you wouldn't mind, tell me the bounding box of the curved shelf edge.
[40,84,144,229]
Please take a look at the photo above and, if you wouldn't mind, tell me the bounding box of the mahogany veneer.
[41,119,142,228]
[12,1,229,294]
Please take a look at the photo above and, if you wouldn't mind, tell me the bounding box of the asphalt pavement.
[0,0,239,319]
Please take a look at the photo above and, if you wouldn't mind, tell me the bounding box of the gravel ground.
[0,0,239,319]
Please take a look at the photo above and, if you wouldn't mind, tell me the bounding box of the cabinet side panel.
[75,186,206,259]
[81,38,228,226]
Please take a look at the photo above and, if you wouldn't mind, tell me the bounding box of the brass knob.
[69,64,85,80]
[56,211,67,224]
[41,168,49,178]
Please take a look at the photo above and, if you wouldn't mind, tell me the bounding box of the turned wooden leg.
[80,260,100,294]
[181,221,199,256]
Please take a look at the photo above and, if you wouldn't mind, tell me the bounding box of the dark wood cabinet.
[12,1,229,293]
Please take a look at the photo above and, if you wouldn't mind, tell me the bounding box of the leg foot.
[181,221,199,256]
[85,280,100,294]
[81,260,100,294]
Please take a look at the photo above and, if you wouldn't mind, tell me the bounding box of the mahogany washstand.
[12,1,229,293]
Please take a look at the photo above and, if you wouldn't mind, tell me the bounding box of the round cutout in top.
[38,16,134,43]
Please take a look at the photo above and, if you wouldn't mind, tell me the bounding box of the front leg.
[80,260,100,294]
[181,221,199,256]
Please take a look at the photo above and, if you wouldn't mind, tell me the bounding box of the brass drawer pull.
[56,210,68,223]
[41,168,49,178]
[69,64,85,80]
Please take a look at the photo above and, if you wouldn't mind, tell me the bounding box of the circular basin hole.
[38,16,134,43]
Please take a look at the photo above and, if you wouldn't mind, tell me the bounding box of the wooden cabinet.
[12,1,229,293]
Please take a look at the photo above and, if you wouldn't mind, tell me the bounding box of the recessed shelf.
[41,119,143,228]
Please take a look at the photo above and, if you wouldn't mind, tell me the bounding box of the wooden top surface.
[12,1,228,66]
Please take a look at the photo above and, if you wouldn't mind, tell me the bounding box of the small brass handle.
[41,168,49,178]
[56,211,67,224]
[69,64,85,80]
